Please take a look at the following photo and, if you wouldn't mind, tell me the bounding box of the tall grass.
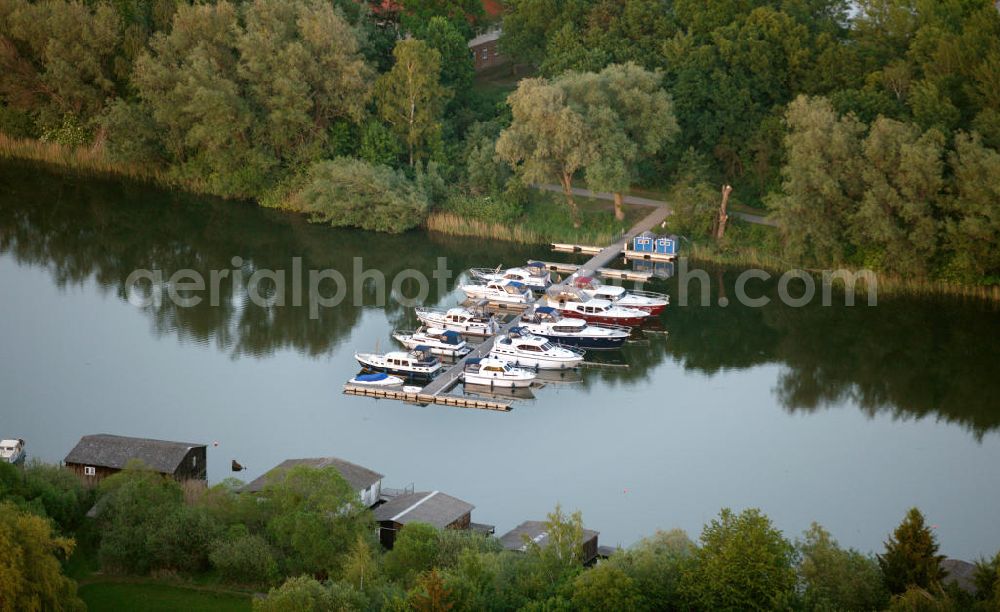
[0,133,170,184]
[426,211,627,246]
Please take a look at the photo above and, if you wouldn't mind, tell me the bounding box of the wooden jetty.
[343,384,512,411]
[528,260,653,282]
[345,205,671,411]
[551,243,605,254]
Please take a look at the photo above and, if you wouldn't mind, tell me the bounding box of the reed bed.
[0,134,171,184]
[426,211,625,246]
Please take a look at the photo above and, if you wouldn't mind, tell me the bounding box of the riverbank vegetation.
[1,0,998,291]
[3,459,1000,610]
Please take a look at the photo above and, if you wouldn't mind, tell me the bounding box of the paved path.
[534,184,779,227]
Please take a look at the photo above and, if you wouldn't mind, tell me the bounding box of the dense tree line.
[3,460,1000,610]
[499,0,1000,283]
[2,0,999,284]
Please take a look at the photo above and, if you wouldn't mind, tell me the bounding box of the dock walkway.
[416,205,672,401]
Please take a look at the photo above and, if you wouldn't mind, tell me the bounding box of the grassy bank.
[79,581,252,612]
[428,191,646,246]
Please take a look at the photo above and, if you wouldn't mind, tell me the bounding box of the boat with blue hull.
[519,307,630,350]
[354,347,442,381]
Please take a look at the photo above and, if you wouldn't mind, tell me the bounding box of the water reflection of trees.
[658,267,1000,439]
[2,163,997,437]
[0,161,541,358]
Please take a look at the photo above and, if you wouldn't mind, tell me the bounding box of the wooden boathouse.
[374,490,481,548]
[63,434,206,486]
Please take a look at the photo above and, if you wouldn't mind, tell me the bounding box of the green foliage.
[254,575,366,612]
[210,532,279,587]
[941,132,1000,282]
[603,529,695,608]
[666,149,719,239]
[0,104,38,138]
[0,460,90,534]
[441,192,525,224]
[376,39,446,167]
[256,464,374,577]
[385,523,441,585]
[797,522,889,611]
[878,507,947,595]
[359,120,402,167]
[419,17,474,95]
[0,501,85,611]
[972,551,1000,605]
[79,581,251,612]
[406,568,455,611]
[291,158,429,233]
[40,114,90,147]
[679,507,797,610]
[768,95,866,265]
[95,463,187,574]
[570,563,643,611]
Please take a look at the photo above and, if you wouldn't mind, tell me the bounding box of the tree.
[254,575,366,612]
[342,534,380,594]
[419,17,473,95]
[603,528,695,608]
[96,462,187,574]
[972,551,1000,607]
[399,0,484,38]
[291,158,429,233]
[768,95,866,265]
[570,564,643,611]
[258,464,374,577]
[408,568,454,612]
[561,63,679,219]
[359,120,402,166]
[797,522,889,610]
[210,531,279,587]
[0,502,84,612]
[878,507,947,595]
[385,523,440,585]
[679,507,797,610]
[376,39,446,167]
[941,132,1000,281]
[856,117,944,276]
[496,78,596,226]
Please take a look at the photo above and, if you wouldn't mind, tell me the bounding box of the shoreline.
[3,135,997,303]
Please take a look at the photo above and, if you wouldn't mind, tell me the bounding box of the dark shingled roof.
[373,491,473,529]
[499,520,599,553]
[64,434,203,474]
[241,457,384,493]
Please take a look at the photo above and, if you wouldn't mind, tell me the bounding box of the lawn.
[79,581,252,612]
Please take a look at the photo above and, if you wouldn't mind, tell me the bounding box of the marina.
[346,206,673,409]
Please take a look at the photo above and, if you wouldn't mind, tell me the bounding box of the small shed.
[468,28,505,71]
[64,434,206,486]
[241,457,384,507]
[630,231,677,258]
[498,520,600,565]
[374,490,474,548]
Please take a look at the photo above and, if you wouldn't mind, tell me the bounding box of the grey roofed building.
[241,457,384,493]
[374,490,473,529]
[499,520,600,553]
[64,434,204,474]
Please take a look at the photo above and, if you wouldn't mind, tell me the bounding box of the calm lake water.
[1,161,998,560]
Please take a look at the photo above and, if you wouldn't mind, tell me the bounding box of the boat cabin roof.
[0,439,21,447]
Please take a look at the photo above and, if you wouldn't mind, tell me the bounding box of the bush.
[0,105,39,139]
[290,158,429,233]
[211,533,279,587]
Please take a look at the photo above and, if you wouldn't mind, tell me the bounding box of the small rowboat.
[348,372,405,387]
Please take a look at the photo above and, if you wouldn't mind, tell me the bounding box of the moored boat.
[470,262,551,292]
[0,439,25,464]
[393,327,471,357]
[572,276,668,315]
[348,372,406,387]
[489,328,585,370]
[415,306,499,337]
[462,357,536,389]
[519,307,630,350]
[355,347,442,380]
[545,286,649,326]
[460,279,533,305]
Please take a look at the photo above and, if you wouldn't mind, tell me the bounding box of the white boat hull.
[463,373,535,388]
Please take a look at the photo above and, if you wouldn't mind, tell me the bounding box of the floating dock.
[551,243,605,254]
[528,260,653,282]
[343,384,512,411]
